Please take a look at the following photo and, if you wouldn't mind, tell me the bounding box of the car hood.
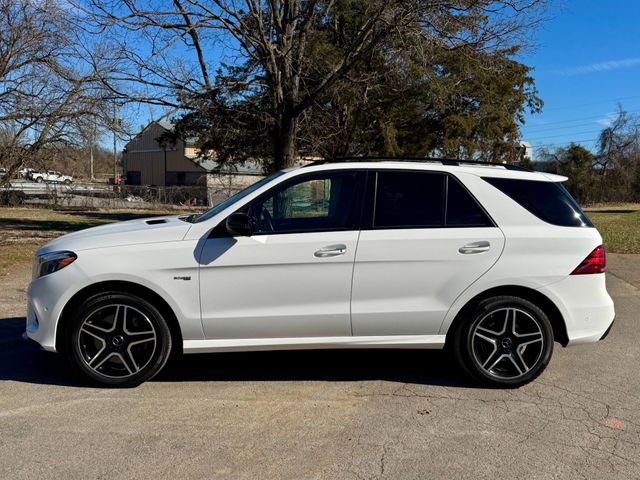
[38,215,193,254]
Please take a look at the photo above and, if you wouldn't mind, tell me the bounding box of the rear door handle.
[314,244,347,258]
[459,241,491,254]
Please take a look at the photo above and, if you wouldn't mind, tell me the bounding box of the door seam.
[348,230,362,336]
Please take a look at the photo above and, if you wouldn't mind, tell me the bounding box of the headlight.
[33,251,77,279]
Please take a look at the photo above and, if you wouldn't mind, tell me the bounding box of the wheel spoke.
[88,347,112,369]
[81,322,110,341]
[514,332,543,348]
[482,348,504,370]
[504,308,516,336]
[116,351,137,375]
[112,305,126,332]
[128,330,156,342]
[508,352,528,375]
[515,330,543,339]
[475,326,501,340]
[474,331,498,345]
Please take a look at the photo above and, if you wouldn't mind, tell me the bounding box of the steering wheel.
[251,204,274,233]
[260,206,274,232]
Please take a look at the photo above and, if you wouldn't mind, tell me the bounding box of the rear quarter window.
[483,177,593,227]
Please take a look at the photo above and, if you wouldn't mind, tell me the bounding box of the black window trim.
[360,169,497,231]
[213,169,369,237]
[212,168,497,238]
[445,174,497,228]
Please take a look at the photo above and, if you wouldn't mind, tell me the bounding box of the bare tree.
[78,0,548,170]
[0,0,117,185]
[596,107,640,200]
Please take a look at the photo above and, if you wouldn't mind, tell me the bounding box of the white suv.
[26,160,615,387]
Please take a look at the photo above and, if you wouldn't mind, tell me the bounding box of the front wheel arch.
[445,285,568,349]
[56,281,183,356]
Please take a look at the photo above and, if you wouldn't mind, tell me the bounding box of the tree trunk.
[272,113,298,172]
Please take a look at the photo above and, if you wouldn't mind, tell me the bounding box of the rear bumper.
[537,273,615,346]
[599,316,615,341]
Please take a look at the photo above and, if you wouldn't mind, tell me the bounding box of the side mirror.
[225,212,253,237]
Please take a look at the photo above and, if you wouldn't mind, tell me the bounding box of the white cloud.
[597,112,619,127]
[558,58,640,76]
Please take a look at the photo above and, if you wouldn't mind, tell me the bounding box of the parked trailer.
[0,180,111,205]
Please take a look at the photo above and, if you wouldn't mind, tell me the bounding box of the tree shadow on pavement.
[0,316,476,388]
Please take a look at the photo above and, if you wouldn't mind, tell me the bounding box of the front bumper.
[26,285,59,352]
[26,263,88,352]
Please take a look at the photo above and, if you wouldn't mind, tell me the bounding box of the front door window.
[247,171,364,234]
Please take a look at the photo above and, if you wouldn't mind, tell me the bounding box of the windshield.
[192,170,287,223]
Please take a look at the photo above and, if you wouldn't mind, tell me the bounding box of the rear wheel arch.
[445,285,568,348]
[56,281,183,355]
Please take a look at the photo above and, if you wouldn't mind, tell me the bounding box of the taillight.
[571,245,606,275]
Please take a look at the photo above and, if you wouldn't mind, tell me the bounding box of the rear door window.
[446,176,492,227]
[483,177,593,227]
[374,171,445,228]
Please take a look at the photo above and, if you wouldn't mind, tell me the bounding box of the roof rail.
[303,156,530,172]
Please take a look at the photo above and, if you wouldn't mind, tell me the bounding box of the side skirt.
[183,335,446,354]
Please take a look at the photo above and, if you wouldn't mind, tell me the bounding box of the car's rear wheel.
[67,292,172,387]
[35,177,43,183]
[452,296,554,388]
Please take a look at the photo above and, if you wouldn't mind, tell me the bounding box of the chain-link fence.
[0,182,245,211]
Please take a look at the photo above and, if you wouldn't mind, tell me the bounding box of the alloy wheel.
[471,307,545,380]
[77,304,157,378]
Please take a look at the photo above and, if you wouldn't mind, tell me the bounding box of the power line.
[527,120,607,135]
[523,108,640,131]
[541,95,640,112]
[528,137,600,149]
[523,120,605,133]
[526,128,605,142]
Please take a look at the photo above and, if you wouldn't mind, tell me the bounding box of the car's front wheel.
[67,292,172,387]
[452,296,554,388]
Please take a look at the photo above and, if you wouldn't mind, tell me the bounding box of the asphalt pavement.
[1,255,639,479]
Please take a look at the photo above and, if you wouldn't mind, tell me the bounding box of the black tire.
[451,296,554,388]
[35,176,43,183]
[66,292,172,387]
[64,179,72,184]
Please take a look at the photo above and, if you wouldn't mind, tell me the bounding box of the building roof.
[156,120,175,131]
[130,120,264,175]
[190,158,264,175]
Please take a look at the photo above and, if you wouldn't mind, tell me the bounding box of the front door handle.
[459,241,491,254]
[314,244,347,258]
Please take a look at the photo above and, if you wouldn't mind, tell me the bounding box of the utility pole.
[113,103,118,183]
[90,144,94,182]
[90,119,95,181]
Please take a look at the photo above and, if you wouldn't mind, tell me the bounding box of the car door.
[351,169,505,336]
[198,169,366,340]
